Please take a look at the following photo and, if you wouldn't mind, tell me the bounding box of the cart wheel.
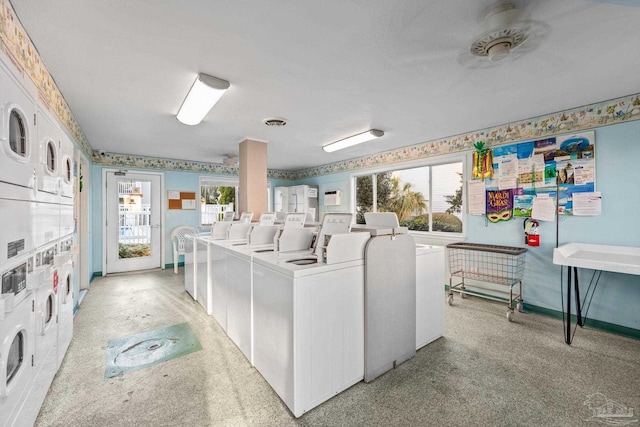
[448,294,454,306]
[517,302,523,312]
[460,290,468,299]
[507,310,514,322]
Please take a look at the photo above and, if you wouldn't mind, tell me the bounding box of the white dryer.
[0,256,35,427]
[54,243,73,368]
[35,111,61,202]
[58,134,75,240]
[0,63,37,191]
[58,134,74,201]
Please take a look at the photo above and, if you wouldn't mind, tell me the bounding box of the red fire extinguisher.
[524,218,540,247]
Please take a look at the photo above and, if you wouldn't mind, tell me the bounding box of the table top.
[553,243,640,275]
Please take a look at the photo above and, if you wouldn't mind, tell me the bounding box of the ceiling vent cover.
[263,118,287,127]
[223,154,238,166]
[470,2,532,61]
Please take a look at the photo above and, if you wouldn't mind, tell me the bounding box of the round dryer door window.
[8,110,27,157]
[6,331,25,384]
[46,141,56,173]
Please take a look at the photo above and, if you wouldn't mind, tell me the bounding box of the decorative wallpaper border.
[0,0,92,157]
[91,151,298,180]
[293,92,640,179]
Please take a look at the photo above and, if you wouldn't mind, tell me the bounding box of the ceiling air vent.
[263,118,287,127]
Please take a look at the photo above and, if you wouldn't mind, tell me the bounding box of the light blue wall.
[288,121,640,330]
[88,120,640,331]
[467,121,640,330]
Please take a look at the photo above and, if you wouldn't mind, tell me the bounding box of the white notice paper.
[181,199,196,210]
[468,180,486,215]
[498,176,518,190]
[531,194,556,222]
[572,192,601,216]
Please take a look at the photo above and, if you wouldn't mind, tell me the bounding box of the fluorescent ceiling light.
[322,129,384,153]
[176,73,230,126]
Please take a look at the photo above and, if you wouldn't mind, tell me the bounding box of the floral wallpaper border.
[3,0,639,180]
[294,92,640,179]
[91,151,298,180]
[0,0,92,157]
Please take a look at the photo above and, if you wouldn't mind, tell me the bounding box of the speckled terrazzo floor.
[35,268,639,427]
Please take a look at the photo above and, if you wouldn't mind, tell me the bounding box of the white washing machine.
[54,243,73,369]
[0,256,35,427]
[0,62,37,192]
[27,245,59,407]
[251,250,366,418]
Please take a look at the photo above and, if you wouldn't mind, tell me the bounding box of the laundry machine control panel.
[1,261,26,295]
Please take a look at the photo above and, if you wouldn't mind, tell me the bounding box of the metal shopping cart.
[446,242,528,321]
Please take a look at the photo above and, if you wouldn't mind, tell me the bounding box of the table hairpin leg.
[574,267,584,327]
[564,266,584,344]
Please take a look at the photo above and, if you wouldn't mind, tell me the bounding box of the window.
[199,177,238,227]
[354,159,464,234]
[9,109,27,157]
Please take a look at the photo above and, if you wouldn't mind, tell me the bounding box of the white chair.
[170,225,198,274]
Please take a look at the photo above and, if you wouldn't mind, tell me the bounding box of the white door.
[105,171,162,273]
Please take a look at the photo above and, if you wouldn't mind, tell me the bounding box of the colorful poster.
[486,189,513,222]
[514,194,535,217]
[487,130,595,215]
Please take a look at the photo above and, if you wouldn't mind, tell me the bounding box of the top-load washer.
[0,63,37,192]
[0,255,35,427]
[250,233,368,418]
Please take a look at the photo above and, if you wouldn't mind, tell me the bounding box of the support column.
[238,139,267,219]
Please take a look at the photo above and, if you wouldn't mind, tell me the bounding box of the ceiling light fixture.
[322,129,384,153]
[176,73,230,126]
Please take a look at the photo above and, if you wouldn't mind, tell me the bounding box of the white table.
[552,243,640,344]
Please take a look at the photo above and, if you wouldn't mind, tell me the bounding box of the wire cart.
[446,242,528,321]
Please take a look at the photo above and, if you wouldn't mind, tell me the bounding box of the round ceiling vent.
[263,118,287,127]
[470,2,531,61]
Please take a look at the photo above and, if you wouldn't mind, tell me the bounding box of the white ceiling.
[10,0,640,171]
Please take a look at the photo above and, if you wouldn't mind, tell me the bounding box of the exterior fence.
[119,205,151,244]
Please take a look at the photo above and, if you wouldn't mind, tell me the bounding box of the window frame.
[198,176,272,227]
[351,153,467,238]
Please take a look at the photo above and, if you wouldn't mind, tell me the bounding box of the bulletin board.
[168,191,197,210]
[471,130,596,219]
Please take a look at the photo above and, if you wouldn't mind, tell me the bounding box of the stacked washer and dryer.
[0,57,76,427]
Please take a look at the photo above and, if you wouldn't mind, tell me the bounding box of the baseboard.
[91,272,102,282]
[444,285,640,340]
[164,262,184,270]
